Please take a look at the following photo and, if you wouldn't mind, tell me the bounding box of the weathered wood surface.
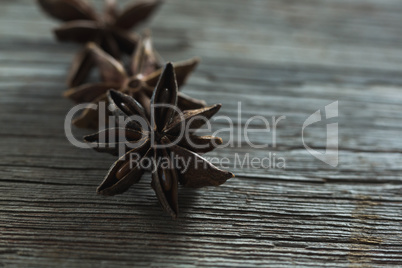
[1,0,402,267]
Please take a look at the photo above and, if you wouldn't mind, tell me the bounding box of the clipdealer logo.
[302,101,338,167]
[64,101,339,169]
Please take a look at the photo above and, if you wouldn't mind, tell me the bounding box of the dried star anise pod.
[64,42,205,129]
[84,63,234,218]
[37,0,162,86]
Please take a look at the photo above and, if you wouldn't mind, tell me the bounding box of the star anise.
[64,42,205,129]
[37,0,162,86]
[84,63,234,218]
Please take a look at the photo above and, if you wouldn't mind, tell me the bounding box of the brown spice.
[84,63,234,218]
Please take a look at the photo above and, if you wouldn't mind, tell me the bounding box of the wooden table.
[1,0,401,266]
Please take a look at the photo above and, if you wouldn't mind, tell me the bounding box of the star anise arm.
[165,104,222,135]
[96,145,151,196]
[169,134,223,154]
[89,43,127,84]
[133,91,152,117]
[177,93,207,110]
[113,0,162,30]
[131,31,163,77]
[104,0,118,20]
[72,94,108,129]
[142,58,206,110]
[144,57,200,88]
[72,88,150,130]
[151,149,179,218]
[173,57,200,88]
[169,145,234,188]
[111,29,138,55]
[64,82,120,103]
[151,63,178,132]
[54,21,101,43]
[108,90,151,131]
[37,0,97,22]
[101,32,122,59]
[66,46,95,87]
[84,128,147,156]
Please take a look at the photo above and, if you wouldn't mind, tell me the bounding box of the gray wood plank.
[0,0,401,267]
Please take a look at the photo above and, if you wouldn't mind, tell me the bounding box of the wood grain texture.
[1,0,401,267]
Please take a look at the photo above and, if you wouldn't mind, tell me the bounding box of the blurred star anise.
[84,63,233,218]
[37,0,162,86]
[65,42,205,129]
